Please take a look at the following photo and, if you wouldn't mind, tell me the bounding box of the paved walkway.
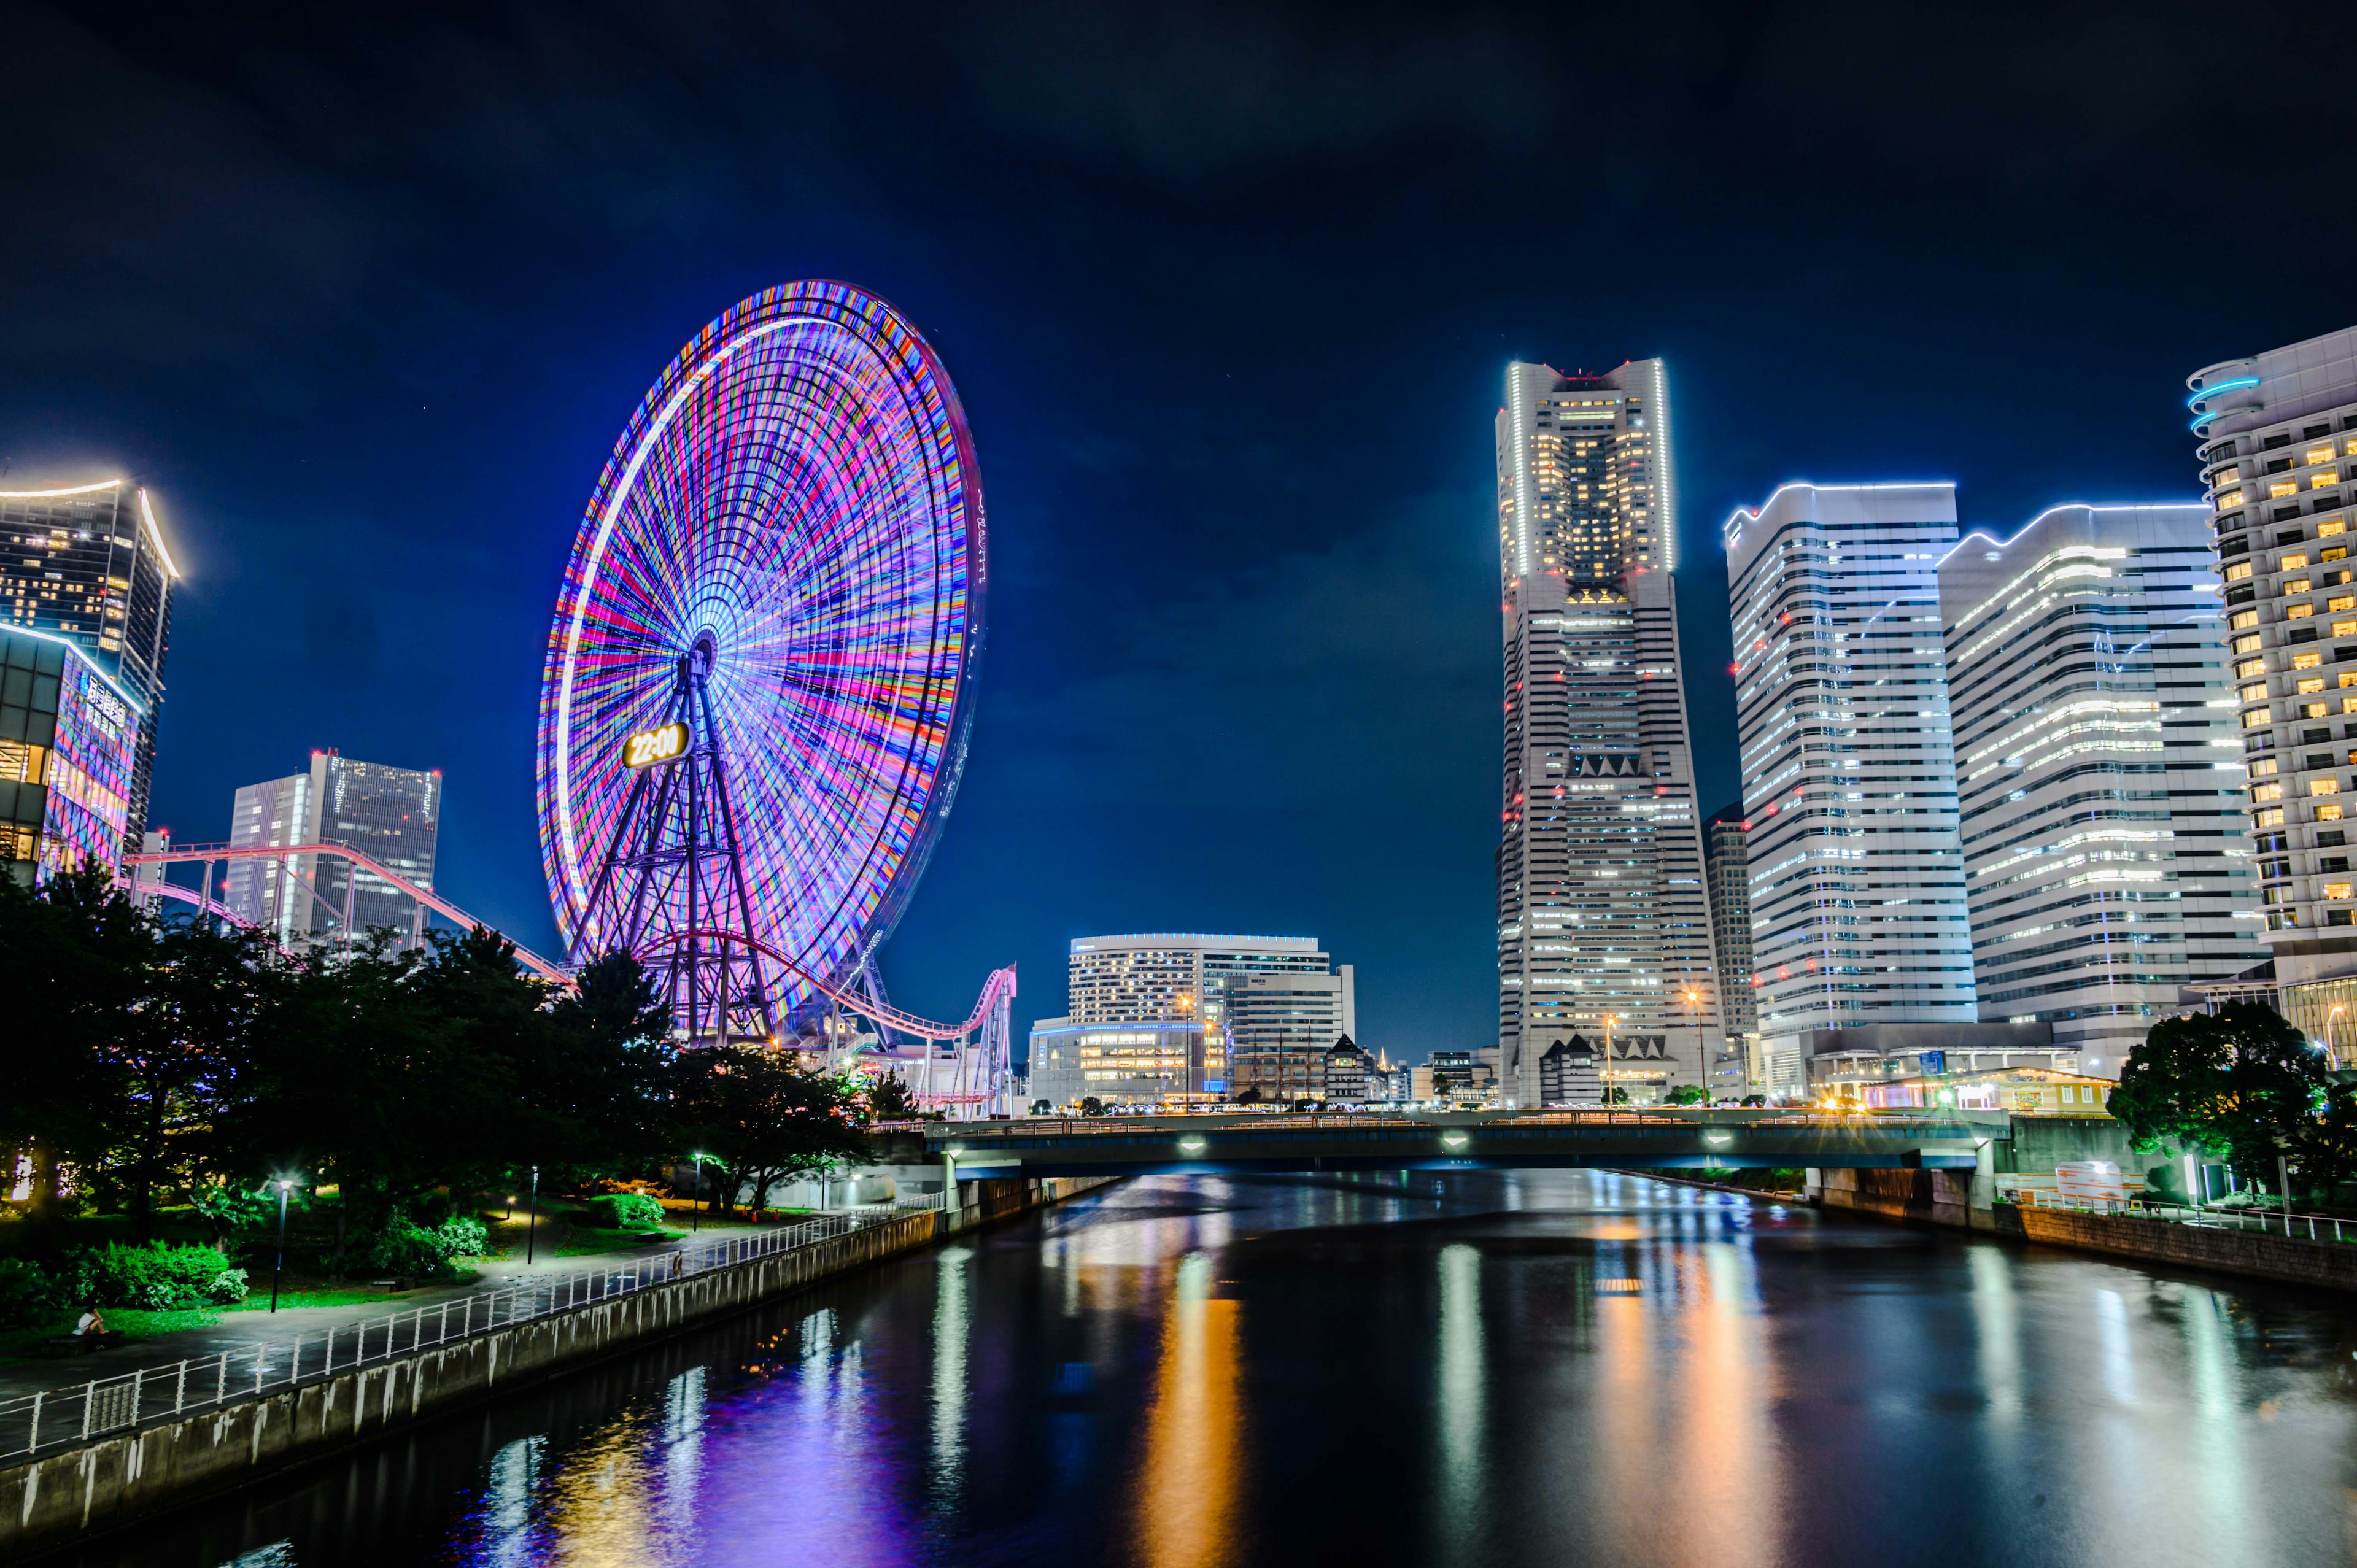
[0,1232,716,1404]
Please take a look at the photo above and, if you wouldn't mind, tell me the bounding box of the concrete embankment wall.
[2,1175,1115,1559]
[1808,1167,2357,1292]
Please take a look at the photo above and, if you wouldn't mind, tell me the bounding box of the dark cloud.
[2,0,2353,1056]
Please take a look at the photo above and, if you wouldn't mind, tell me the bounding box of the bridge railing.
[931,1109,1968,1139]
[0,1205,932,1466]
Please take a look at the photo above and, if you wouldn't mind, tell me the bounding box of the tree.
[0,861,150,1231]
[866,1070,919,1121]
[110,916,287,1238]
[1666,1085,1707,1106]
[676,1049,871,1211]
[538,949,676,1174]
[2113,1003,2340,1188]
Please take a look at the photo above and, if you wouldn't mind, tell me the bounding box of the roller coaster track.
[120,850,1017,1056]
[122,841,571,983]
[644,928,1016,1045]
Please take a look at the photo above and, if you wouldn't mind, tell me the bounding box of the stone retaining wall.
[2,1175,1115,1559]
[1808,1166,2357,1292]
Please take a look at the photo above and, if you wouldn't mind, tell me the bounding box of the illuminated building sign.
[622,721,689,770]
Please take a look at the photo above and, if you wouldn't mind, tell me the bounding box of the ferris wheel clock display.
[536,280,987,1047]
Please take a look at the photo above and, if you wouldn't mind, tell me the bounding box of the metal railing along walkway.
[0,1194,948,1465]
[2126,1198,2356,1244]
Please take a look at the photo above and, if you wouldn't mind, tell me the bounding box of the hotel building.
[1939,504,2266,1072]
[1030,932,1353,1103]
[0,479,177,859]
[1495,360,1718,1106]
[2188,325,2357,1051]
[1725,484,1979,1075]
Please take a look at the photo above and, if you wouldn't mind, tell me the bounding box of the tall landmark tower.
[1494,360,1718,1106]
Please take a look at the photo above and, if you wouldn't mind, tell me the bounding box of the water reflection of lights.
[1435,1242,1484,1553]
[932,1246,972,1504]
[1134,1249,1241,1568]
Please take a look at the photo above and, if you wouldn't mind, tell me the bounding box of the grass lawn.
[227,1288,395,1311]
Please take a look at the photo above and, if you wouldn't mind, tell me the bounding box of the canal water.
[71,1172,2357,1567]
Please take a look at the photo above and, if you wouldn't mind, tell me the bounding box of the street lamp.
[268,1178,295,1313]
[1600,1015,1617,1105]
[525,1165,540,1265]
[1683,989,1706,1103]
[690,1153,708,1230]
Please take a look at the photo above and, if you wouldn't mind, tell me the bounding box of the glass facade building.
[0,626,144,886]
[1725,483,1979,1069]
[226,750,442,949]
[1939,504,2265,1072]
[1495,360,1717,1106]
[1703,804,1757,1043]
[0,481,176,859]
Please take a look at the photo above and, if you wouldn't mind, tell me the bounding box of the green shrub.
[582,1192,665,1231]
[363,1215,489,1278]
[0,1257,64,1329]
[68,1243,247,1310]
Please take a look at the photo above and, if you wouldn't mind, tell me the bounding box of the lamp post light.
[268,1178,295,1313]
[1601,1015,1617,1105]
[525,1165,540,1265]
[691,1153,707,1230]
[1683,989,1706,1104]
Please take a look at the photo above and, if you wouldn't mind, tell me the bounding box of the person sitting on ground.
[73,1306,104,1337]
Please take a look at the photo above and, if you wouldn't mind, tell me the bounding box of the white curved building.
[1724,482,1979,1081]
[1938,504,2265,1071]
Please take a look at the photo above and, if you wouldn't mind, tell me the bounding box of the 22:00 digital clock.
[622,722,689,769]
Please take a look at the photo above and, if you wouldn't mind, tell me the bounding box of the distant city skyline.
[6,6,2345,1068]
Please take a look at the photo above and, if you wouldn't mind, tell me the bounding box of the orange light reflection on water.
[1132,1250,1242,1568]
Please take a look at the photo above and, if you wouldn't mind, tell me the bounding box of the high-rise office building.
[1702,803,1757,1045]
[1939,504,2265,1073]
[2187,326,2357,1046]
[1037,932,1353,1101]
[1495,360,1717,1106]
[1725,483,1978,1071]
[0,479,177,859]
[226,750,441,949]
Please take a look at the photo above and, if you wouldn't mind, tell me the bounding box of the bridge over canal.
[905,1108,1998,1181]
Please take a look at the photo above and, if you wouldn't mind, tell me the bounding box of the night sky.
[5,2,2350,1063]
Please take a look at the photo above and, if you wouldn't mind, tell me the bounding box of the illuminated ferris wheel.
[535,280,986,1043]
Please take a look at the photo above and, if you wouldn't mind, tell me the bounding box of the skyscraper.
[1495,360,1717,1107]
[1724,483,1979,1068]
[0,479,177,858]
[1939,504,2264,1073]
[226,751,442,949]
[2187,326,2357,1044]
[1702,803,1757,1046]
